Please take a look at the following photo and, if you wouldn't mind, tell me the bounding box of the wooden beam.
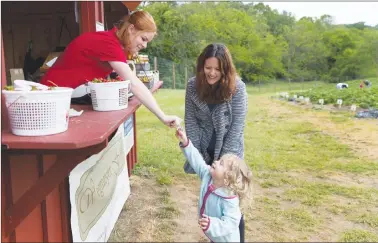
[80,1,104,33]
[122,1,141,11]
[1,30,7,88]
[1,30,10,132]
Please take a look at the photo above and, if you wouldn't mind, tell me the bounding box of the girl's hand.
[176,128,188,145]
[198,214,209,230]
[161,115,182,128]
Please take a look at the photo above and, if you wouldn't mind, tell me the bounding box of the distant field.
[293,78,378,108]
[246,77,377,95]
[247,77,378,109]
[246,80,326,95]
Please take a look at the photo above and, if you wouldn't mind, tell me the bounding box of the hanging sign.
[69,125,130,242]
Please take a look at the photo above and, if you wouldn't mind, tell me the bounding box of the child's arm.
[202,199,241,238]
[176,129,209,180]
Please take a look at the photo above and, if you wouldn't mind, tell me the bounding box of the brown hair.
[116,10,157,52]
[221,154,253,205]
[195,43,237,104]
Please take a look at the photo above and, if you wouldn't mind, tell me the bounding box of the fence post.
[258,79,260,93]
[172,63,176,89]
[154,56,157,71]
[185,66,188,89]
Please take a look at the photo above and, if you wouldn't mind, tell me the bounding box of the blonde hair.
[221,154,253,204]
[116,10,157,52]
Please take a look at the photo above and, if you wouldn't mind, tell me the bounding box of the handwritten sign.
[69,125,130,242]
[351,104,357,112]
[337,99,343,108]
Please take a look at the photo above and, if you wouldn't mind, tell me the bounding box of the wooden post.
[172,63,176,89]
[154,57,157,71]
[121,1,141,11]
[184,66,188,89]
[1,30,7,88]
[258,79,260,93]
[80,1,104,33]
[1,29,10,132]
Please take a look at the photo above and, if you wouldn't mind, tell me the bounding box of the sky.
[257,2,378,26]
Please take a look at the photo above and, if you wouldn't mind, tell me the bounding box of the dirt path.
[109,175,208,242]
[168,180,208,242]
[109,176,171,242]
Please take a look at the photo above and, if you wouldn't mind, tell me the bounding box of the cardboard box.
[9,68,24,84]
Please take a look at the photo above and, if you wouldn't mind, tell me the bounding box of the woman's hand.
[161,115,182,128]
[176,128,188,145]
[109,61,182,128]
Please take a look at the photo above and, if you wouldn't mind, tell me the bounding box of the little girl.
[176,128,252,242]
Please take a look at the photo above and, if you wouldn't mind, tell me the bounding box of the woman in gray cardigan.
[184,43,248,242]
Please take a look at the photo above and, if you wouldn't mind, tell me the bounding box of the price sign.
[337,99,343,108]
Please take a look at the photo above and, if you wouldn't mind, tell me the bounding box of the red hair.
[116,10,157,53]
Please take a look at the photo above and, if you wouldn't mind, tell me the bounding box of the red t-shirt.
[41,28,127,88]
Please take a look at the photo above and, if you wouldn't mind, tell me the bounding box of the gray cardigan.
[184,77,248,173]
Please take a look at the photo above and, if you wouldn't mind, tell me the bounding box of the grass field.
[110,79,378,242]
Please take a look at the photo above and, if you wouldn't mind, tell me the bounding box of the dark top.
[207,103,217,163]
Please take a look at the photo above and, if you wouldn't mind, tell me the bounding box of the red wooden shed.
[0,1,154,242]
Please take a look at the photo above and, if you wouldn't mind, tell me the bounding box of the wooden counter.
[2,81,163,150]
[1,81,162,242]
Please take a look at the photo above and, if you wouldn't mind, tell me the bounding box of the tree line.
[140,2,378,84]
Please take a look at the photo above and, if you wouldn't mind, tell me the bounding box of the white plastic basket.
[2,87,73,136]
[88,80,130,111]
